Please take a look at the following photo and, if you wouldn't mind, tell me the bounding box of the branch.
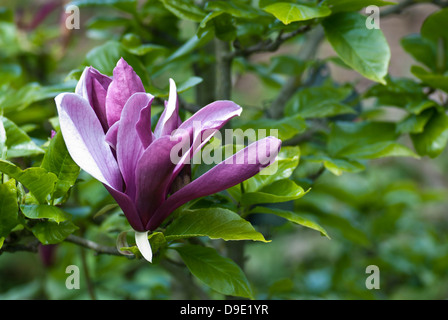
[229,25,312,58]
[65,234,129,257]
[215,39,233,100]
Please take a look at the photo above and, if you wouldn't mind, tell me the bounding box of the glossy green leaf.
[69,0,137,14]
[175,245,254,299]
[421,8,448,45]
[20,204,71,224]
[235,114,306,141]
[396,109,434,134]
[323,12,390,84]
[41,131,80,200]
[401,34,437,72]
[411,111,448,158]
[328,121,397,156]
[285,84,354,118]
[365,77,426,109]
[323,0,396,13]
[0,119,6,159]
[250,206,330,238]
[205,1,262,19]
[263,2,331,25]
[337,141,418,160]
[241,179,306,206]
[0,82,76,113]
[0,179,18,237]
[31,220,78,245]
[160,0,207,22]
[0,160,57,204]
[306,155,365,176]
[165,208,268,242]
[269,55,308,76]
[411,65,448,93]
[1,116,44,159]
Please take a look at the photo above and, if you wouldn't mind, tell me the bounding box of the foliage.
[1,0,448,300]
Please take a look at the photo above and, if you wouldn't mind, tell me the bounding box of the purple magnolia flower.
[55,58,281,261]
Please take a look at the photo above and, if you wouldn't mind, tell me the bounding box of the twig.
[65,234,127,257]
[229,25,312,59]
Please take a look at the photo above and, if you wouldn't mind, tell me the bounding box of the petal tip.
[135,231,153,263]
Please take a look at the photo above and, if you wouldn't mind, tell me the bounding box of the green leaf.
[160,0,207,22]
[0,160,57,204]
[20,204,71,224]
[411,111,448,158]
[0,82,76,113]
[0,179,18,237]
[175,245,254,299]
[234,114,306,141]
[305,155,365,176]
[205,0,262,19]
[401,34,437,72]
[337,141,418,160]
[41,131,80,200]
[323,0,396,13]
[69,0,137,14]
[250,206,330,239]
[0,118,6,159]
[263,2,331,25]
[285,84,354,118]
[177,76,204,94]
[421,7,448,45]
[323,12,390,84]
[165,208,268,242]
[31,220,78,245]
[1,116,44,159]
[269,55,308,76]
[328,121,400,157]
[396,108,434,134]
[411,65,448,93]
[365,77,426,109]
[241,179,306,206]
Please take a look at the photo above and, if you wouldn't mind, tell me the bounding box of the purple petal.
[105,58,145,127]
[55,93,123,191]
[75,67,112,131]
[171,100,242,180]
[104,185,145,232]
[136,95,155,149]
[146,136,282,230]
[154,78,181,138]
[116,92,153,200]
[105,121,119,150]
[135,134,190,227]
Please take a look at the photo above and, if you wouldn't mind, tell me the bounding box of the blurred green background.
[1,0,448,300]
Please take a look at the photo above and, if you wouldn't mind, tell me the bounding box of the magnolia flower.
[55,58,281,262]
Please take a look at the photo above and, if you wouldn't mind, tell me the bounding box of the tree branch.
[229,25,312,59]
[65,234,129,257]
[215,39,233,100]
